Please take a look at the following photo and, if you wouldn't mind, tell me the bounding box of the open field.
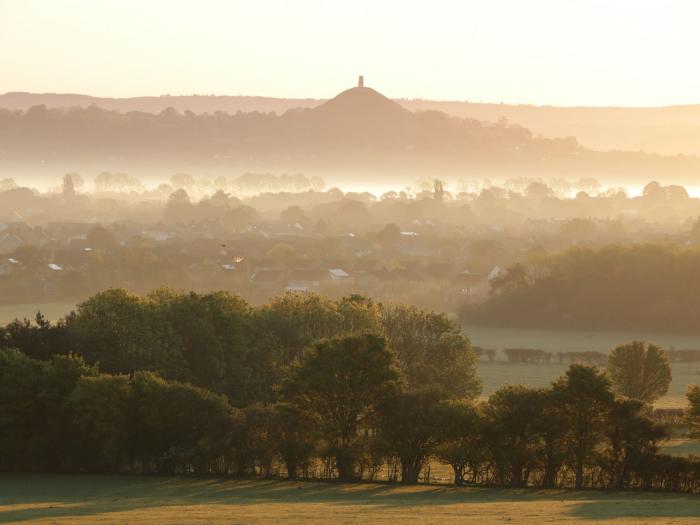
[2,474,700,525]
[476,361,700,409]
[464,324,700,354]
[466,324,700,409]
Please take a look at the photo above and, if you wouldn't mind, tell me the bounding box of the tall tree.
[607,341,671,404]
[434,401,483,486]
[553,364,614,489]
[603,398,667,490]
[482,385,544,487]
[380,304,481,399]
[376,390,443,483]
[282,333,399,481]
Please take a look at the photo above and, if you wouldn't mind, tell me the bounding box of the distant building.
[328,268,349,280]
[358,75,364,88]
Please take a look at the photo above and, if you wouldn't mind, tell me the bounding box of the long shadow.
[2,474,700,523]
[568,493,700,521]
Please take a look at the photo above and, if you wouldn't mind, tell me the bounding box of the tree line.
[2,290,700,491]
[467,243,700,332]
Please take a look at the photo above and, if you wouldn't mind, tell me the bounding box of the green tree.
[603,398,667,490]
[534,388,570,488]
[67,374,133,471]
[271,403,318,480]
[482,385,544,487]
[380,304,480,399]
[434,401,483,486]
[686,385,700,438]
[553,364,614,489]
[376,390,444,483]
[282,333,399,481]
[607,341,671,403]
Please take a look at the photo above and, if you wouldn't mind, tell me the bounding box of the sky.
[1,0,699,106]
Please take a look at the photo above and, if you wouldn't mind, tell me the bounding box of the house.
[286,268,326,293]
[488,265,503,281]
[328,268,349,280]
[141,230,171,242]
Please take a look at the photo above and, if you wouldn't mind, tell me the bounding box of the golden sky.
[2,0,698,106]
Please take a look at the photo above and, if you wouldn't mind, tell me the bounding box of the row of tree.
[2,339,700,491]
[0,290,698,491]
[469,243,700,332]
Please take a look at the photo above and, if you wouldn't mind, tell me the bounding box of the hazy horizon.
[3,0,700,107]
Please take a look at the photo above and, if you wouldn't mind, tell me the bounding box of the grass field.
[2,474,700,524]
[466,324,700,409]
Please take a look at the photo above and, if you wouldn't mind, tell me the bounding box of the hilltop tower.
[358,75,364,88]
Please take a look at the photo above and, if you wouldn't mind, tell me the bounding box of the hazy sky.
[2,0,699,106]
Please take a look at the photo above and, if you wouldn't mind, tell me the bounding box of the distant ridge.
[3,90,700,155]
[2,82,700,182]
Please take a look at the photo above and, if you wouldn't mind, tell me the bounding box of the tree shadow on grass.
[2,475,700,523]
[567,493,700,521]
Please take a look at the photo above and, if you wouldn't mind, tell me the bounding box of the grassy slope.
[2,475,700,524]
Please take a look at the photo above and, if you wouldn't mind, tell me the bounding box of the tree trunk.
[401,459,423,484]
[452,464,464,486]
[575,458,584,489]
[286,460,297,480]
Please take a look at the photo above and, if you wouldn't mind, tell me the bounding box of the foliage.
[282,333,399,480]
[607,341,672,403]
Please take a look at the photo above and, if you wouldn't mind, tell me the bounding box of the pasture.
[2,474,700,524]
[466,324,700,408]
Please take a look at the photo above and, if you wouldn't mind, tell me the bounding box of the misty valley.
[4,16,700,520]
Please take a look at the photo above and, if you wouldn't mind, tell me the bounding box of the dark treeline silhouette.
[6,91,700,156]
[2,289,700,492]
[467,243,700,332]
[3,86,700,179]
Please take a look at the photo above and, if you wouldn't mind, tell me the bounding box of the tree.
[376,390,444,483]
[170,173,196,190]
[86,225,118,251]
[686,386,700,438]
[63,173,84,195]
[380,304,481,399]
[603,398,667,490]
[553,364,614,489]
[534,389,570,488]
[271,403,318,480]
[163,189,193,223]
[376,223,401,246]
[280,205,308,226]
[434,401,482,485]
[607,341,671,404]
[433,179,445,201]
[482,385,545,486]
[67,373,133,471]
[282,333,399,481]
[0,349,96,471]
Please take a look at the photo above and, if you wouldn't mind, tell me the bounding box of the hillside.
[4,91,700,156]
[2,84,700,182]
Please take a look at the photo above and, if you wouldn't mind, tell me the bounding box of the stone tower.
[358,75,364,88]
